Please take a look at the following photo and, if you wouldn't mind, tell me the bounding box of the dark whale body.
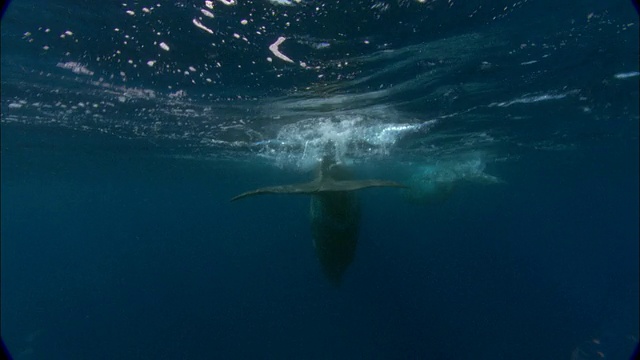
[232,158,405,285]
[309,165,361,284]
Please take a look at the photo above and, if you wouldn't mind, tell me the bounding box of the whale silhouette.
[232,157,406,285]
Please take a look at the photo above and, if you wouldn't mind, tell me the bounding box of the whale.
[232,157,406,285]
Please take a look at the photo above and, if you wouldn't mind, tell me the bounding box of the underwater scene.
[1,0,638,359]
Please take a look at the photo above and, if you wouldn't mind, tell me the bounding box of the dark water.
[1,0,638,359]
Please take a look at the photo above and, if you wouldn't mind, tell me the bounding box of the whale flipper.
[231,179,405,201]
[318,179,406,192]
[231,181,320,201]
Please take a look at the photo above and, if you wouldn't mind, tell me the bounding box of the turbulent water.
[1,0,638,359]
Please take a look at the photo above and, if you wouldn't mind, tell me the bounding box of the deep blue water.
[1,0,639,359]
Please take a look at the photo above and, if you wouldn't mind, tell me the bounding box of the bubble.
[403,153,502,203]
[257,115,429,170]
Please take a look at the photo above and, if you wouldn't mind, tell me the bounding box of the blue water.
[1,1,638,359]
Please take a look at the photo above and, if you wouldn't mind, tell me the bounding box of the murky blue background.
[2,0,638,358]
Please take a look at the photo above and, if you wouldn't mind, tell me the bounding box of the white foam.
[488,90,578,107]
[201,9,215,18]
[268,37,294,64]
[56,62,94,76]
[193,19,214,34]
[614,71,639,79]
[405,153,502,202]
[258,115,434,170]
[268,0,298,5]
